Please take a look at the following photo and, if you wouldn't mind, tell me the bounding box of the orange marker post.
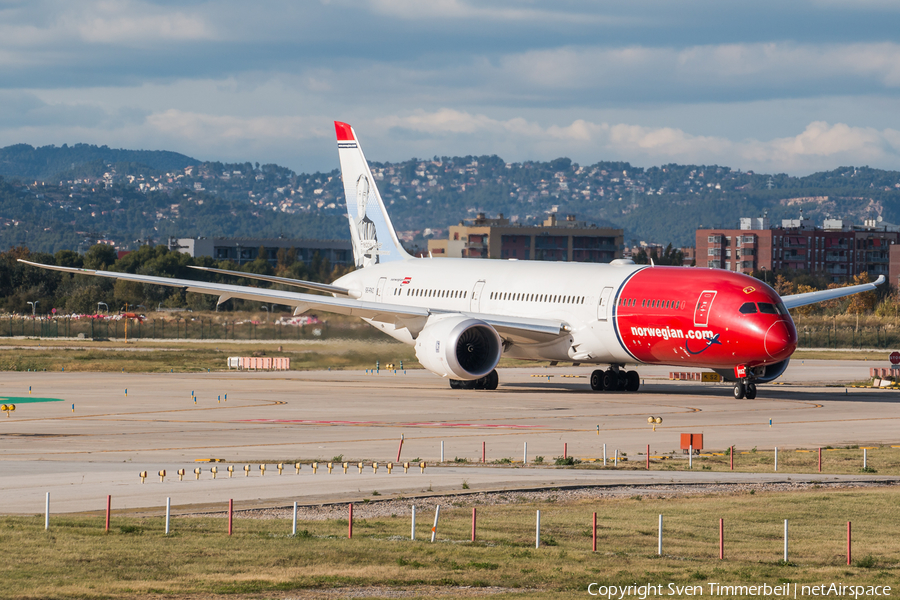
[847,521,852,565]
[719,518,724,560]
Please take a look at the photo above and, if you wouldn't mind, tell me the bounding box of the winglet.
[334,121,354,142]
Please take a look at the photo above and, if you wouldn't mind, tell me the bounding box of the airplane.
[19,121,884,399]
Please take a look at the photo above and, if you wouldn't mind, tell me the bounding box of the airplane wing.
[17,260,568,343]
[781,275,885,310]
[186,265,356,297]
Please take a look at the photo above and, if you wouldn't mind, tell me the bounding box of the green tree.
[84,245,118,270]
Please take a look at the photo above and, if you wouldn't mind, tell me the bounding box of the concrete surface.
[0,360,897,514]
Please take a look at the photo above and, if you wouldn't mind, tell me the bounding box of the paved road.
[0,360,896,513]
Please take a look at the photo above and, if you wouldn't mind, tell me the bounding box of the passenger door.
[597,286,613,321]
[694,291,717,327]
[375,277,387,302]
[470,280,485,312]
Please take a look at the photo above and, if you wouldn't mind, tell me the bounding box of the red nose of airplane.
[765,320,798,360]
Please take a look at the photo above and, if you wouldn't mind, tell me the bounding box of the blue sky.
[1,0,899,174]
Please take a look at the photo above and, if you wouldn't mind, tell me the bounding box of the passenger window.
[758,302,778,314]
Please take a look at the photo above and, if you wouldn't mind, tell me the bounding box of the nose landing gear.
[733,380,757,399]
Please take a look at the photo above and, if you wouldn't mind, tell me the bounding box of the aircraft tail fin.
[335,121,412,268]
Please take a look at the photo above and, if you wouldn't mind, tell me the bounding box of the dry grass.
[572,445,900,476]
[2,487,899,598]
[0,339,418,373]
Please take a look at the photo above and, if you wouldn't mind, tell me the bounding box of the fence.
[797,325,900,349]
[0,317,381,342]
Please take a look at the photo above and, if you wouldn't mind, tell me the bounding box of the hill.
[0,143,197,181]
[1,142,899,253]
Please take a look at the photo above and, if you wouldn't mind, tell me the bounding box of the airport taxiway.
[0,360,897,513]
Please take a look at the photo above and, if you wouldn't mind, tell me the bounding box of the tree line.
[0,244,352,315]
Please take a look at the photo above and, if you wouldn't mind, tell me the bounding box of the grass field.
[0,338,888,375]
[0,339,419,373]
[2,487,898,599]
[567,445,900,476]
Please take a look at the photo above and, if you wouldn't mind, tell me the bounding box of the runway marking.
[240,419,544,429]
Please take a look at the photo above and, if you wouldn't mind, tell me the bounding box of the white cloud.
[379,109,900,174]
[365,0,620,23]
[0,0,215,52]
[498,42,900,96]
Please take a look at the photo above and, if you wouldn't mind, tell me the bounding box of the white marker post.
[603,443,607,466]
[431,505,440,542]
[864,448,868,469]
[615,449,619,467]
[411,505,416,540]
[292,501,298,536]
[658,514,663,555]
[774,447,778,472]
[523,442,527,464]
[45,492,49,530]
[784,519,789,563]
[165,497,171,535]
[440,441,444,463]
[689,445,693,469]
[535,510,541,548]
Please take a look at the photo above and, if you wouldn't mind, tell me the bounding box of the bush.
[554,456,581,466]
[533,456,544,464]
[854,555,877,569]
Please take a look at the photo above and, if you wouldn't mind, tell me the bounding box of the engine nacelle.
[414,315,502,380]
[714,359,790,383]
[751,359,790,383]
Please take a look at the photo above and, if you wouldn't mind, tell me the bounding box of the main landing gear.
[449,369,499,391]
[733,380,757,400]
[590,368,640,392]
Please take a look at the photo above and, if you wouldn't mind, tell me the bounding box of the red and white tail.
[335,121,411,268]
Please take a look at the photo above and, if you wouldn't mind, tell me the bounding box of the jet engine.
[714,359,790,383]
[414,315,502,380]
[750,359,790,383]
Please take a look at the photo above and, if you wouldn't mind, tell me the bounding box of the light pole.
[27,301,38,317]
[261,305,269,322]
[761,266,767,285]
[98,302,108,315]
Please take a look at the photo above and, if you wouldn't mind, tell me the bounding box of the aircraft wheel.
[745,383,757,399]
[733,381,746,400]
[484,370,499,390]
[449,379,462,389]
[461,379,477,390]
[625,370,640,392]
[602,369,618,391]
[616,371,628,391]
[590,370,604,391]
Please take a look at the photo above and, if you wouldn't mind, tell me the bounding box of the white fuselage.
[333,257,642,365]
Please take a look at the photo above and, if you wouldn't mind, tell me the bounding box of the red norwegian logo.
[401,277,412,285]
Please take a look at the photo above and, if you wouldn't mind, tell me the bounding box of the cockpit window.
[758,302,778,314]
[776,302,788,315]
[739,302,757,314]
